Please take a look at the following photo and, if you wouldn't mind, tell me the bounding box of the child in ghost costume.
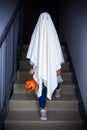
[26,12,65,121]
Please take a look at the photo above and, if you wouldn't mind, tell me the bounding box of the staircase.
[4,43,83,130]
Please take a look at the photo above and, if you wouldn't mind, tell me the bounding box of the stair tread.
[17,70,72,73]
[19,60,71,68]
[5,110,82,121]
[19,61,71,71]
[16,71,73,78]
[14,80,75,84]
[19,60,70,65]
[14,80,76,85]
[22,44,66,51]
[11,93,77,101]
[13,80,76,95]
[21,52,69,62]
[16,71,74,82]
[10,92,78,111]
[21,51,68,56]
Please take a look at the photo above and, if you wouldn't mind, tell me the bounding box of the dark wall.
[24,0,60,43]
[24,1,34,43]
[60,0,87,115]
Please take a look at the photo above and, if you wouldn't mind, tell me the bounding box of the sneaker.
[55,88,61,98]
[40,108,47,121]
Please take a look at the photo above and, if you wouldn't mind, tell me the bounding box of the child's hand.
[57,69,61,75]
[29,69,35,75]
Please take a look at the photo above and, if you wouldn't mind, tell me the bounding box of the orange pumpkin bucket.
[25,80,37,92]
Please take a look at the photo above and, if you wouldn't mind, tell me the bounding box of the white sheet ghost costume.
[26,12,65,100]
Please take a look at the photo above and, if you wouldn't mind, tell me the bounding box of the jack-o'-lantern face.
[25,80,37,92]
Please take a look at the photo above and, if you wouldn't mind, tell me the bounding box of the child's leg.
[39,83,47,109]
[55,83,61,98]
[38,83,47,121]
[56,83,60,90]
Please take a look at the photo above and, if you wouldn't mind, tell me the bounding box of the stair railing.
[0,0,24,128]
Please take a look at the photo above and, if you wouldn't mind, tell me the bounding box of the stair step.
[19,60,71,71]
[5,110,82,121]
[13,82,76,94]
[17,71,74,82]
[4,110,82,130]
[4,44,83,130]
[4,121,83,130]
[21,52,69,62]
[23,44,66,53]
[10,93,77,101]
[10,93,78,111]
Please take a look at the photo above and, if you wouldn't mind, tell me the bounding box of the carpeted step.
[4,110,82,130]
[9,93,79,111]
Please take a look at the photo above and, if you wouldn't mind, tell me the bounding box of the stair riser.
[19,61,71,71]
[5,121,82,130]
[10,100,78,111]
[17,72,73,82]
[14,83,75,94]
[5,110,82,121]
[21,52,69,62]
[23,44,66,53]
[4,110,82,130]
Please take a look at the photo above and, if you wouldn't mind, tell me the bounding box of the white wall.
[60,0,87,114]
